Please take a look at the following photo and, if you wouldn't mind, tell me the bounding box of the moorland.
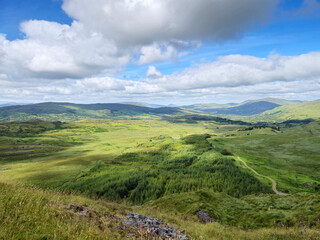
[0,99,319,239]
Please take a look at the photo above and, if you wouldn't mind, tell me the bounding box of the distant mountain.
[182,98,302,116]
[252,100,320,121]
[183,103,235,111]
[121,102,177,108]
[240,98,301,106]
[0,102,29,108]
[0,102,183,122]
[138,103,167,108]
[203,101,281,116]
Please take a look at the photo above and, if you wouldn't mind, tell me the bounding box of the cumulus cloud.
[141,52,320,90]
[137,43,179,65]
[0,20,130,80]
[146,66,162,78]
[1,51,319,104]
[62,0,278,46]
[75,77,127,91]
[0,0,279,82]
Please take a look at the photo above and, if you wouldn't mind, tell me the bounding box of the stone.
[70,204,84,212]
[122,212,189,239]
[196,210,215,223]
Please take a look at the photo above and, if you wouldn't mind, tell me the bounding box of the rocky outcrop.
[68,204,189,239]
[122,212,189,239]
[196,210,215,223]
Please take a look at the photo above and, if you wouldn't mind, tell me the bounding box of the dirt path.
[235,156,287,195]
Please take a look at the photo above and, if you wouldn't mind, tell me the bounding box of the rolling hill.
[183,98,300,116]
[240,97,300,106]
[1,114,319,239]
[199,101,281,116]
[183,103,236,111]
[0,99,318,122]
[0,102,183,122]
[251,100,320,121]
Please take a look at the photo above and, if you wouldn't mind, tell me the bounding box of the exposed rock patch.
[67,205,189,239]
[122,212,190,239]
[196,210,215,223]
[70,204,88,216]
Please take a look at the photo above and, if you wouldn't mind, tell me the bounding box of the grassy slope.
[0,102,185,122]
[256,101,320,121]
[1,177,320,240]
[1,118,320,239]
[216,121,320,193]
[0,120,210,188]
[183,98,297,111]
[61,134,271,204]
[205,101,281,116]
[148,190,320,229]
[0,177,126,240]
[228,101,320,122]
[1,119,319,194]
[241,98,299,106]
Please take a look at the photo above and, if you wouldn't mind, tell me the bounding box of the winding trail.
[235,156,287,195]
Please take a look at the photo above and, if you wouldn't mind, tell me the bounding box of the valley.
[0,103,319,239]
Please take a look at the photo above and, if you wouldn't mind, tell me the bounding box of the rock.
[196,210,215,223]
[302,182,313,187]
[122,212,189,239]
[180,235,190,240]
[79,210,88,216]
[70,204,85,213]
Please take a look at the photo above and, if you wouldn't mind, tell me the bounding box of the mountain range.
[0,98,319,122]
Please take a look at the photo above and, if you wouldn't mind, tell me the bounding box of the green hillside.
[239,100,320,122]
[150,190,320,229]
[61,134,271,204]
[183,98,300,116]
[2,178,319,240]
[183,103,235,110]
[1,117,319,239]
[183,98,298,112]
[204,101,281,116]
[241,98,300,106]
[0,102,183,122]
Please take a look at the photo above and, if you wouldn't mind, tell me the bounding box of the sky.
[0,0,320,105]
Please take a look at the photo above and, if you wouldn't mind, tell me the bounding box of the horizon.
[0,0,320,104]
[0,97,318,108]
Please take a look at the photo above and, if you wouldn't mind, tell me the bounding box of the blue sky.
[0,0,319,104]
[0,0,72,40]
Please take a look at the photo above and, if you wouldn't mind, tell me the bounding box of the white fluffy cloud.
[1,51,320,104]
[0,20,130,80]
[137,43,179,65]
[62,0,277,46]
[0,0,278,82]
[146,66,162,78]
[143,52,320,91]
